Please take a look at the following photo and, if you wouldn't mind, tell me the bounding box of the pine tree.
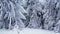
[0,0,27,30]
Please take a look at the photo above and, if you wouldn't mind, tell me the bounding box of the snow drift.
[0,28,60,34]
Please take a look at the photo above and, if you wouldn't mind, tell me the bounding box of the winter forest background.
[0,0,60,33]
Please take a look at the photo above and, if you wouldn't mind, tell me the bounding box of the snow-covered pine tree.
[23,0,45,29]
[53,0,60,32]
[43,0,60,32]
[0,0,27,30]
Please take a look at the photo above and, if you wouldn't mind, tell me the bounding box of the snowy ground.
[0,28,60,34]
